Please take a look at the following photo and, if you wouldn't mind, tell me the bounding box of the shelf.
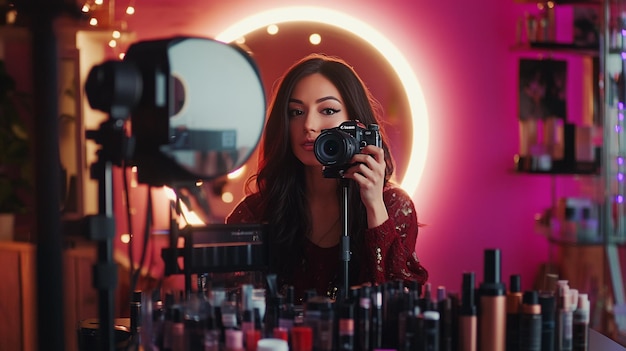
[535,221,626,246]
[511,42,600,56]
[514,0,600,4]
[514,155,600,174]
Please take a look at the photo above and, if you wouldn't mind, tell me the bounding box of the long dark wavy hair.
[248,53,396,285]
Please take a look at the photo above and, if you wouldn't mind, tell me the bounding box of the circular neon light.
[216,6,429,196]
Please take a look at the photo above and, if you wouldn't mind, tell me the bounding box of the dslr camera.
[314,120,382,178]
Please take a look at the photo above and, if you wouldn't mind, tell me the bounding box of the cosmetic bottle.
[210,287,226,343]
[520,290,542,351]
[556,281,573,351]
[162,292,176,351]
[506,275,523,351]
[273,327,289,342]
[222,299,240,331]
[478,249,507,351]
[241,309,255,339]
[244,328,261,351]
[170,306,185,351]
[538,292,555,351]
[128,290,142,349]
[225,329,245,351]
[420,282,434,312]
[264,295,284,338]
[279,286,296,332]
[397,287,415,347]
[370,284,384,349]
[356,285,371,351]
[338,301,355,351]
[382,280,403,349]
[151,290,165,350]
[303,296,334,351]
[185,274,215,351]
[422,310,440,351]
[437,286,453,351]
[459,272,477,351]
[291,326,313,351]
[572,294,589,351]
[243,308,263,351]
[399,305,421,351]
[448,292,460,351]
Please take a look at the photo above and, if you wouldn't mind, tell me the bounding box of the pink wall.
[112,0,623,296]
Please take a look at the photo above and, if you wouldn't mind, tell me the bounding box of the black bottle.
[520,290,542,351]
[356,285,371,351]
[338,301,355,351]
[370,284,383,349]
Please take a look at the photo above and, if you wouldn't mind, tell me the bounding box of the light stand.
[84,118,133,351]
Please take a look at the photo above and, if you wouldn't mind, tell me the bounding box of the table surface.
[590,329,626,350]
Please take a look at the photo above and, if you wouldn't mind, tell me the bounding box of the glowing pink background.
[109,0,625,295]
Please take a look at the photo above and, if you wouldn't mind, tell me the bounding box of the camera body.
[314,120,382,178]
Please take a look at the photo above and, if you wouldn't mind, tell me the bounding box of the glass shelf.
[514,155,600,174]
[534,220,626,246]
[511,43,600,56]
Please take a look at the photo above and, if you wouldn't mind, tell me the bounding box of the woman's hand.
[343,145,389,228]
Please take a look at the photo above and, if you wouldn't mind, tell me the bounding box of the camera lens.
[323,139,340,157]
[314,129,358,166]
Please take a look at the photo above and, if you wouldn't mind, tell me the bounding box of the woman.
[227,53,428,301]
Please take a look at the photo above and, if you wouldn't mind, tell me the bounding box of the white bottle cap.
[257,338,289,351]
[569,289,579,312]
[423,310,440,321]
[578,293,590,311]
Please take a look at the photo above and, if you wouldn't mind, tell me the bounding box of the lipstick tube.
[478,249,507,351]
[459,272,477,351]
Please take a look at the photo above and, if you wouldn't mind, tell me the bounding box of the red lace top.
[226,184,428,300]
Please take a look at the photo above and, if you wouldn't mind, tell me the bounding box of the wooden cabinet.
[0,241,36,351]
[63,244,99,351]
[0,241,109,351]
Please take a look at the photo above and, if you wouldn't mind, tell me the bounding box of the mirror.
[197,22,414,220]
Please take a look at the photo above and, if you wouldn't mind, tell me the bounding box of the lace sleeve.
[363,186,428,285]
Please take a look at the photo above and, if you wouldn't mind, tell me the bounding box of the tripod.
[340,178,351,301]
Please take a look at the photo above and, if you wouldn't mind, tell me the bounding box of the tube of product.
[437,286,453,351]
[459,272,477,351]
[422,310,440,351]
[370,285,383,349]
[538,292,555,351]
[478,249,507,351]
[520,290,542,351]
[506,275,523,351]
[556,281,573,351]
[357,285,371,351]
[338,302,355,351]
[572,294,589,351]
[291,326,313,351]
